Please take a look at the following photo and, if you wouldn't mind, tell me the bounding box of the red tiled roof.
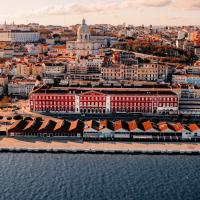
[127,120,137,131]
[113,120,123,131]
[100,120,107,128]
[52,46,66,49]
[84,120,99,131]
[99,120,113,130]
[53,120,65,131]
[38,119,56,132]
[172,123,184,132]
[54,120,71,133]
[8,120,28,132]
[23,119,37,131]
[69,120,79,131]
[188,124,199,132]
[84,120,93,130]
[158,122,168,132]
[143,120,153,131]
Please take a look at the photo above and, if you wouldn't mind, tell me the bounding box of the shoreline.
[0,138,200,155]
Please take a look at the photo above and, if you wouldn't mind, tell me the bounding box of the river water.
[0,153,200,200]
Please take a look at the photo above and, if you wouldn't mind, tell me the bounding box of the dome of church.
[77,19,90,35]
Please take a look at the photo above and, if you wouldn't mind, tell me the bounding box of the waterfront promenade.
[0,138,200,154]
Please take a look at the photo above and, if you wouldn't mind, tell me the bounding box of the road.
[39,112,200,122]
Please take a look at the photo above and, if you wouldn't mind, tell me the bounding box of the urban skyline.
[0,0,200,26]
[1,1,200,200]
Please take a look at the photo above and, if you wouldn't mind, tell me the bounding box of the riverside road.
[41,112,200,122]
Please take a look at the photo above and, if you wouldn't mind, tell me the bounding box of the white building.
[43,62,66,77]
[66,19,103,57]
[8,78,35,97]
[102,63,168,82]
[26,44,42,55]
[67,56,103,80]
[172,75,187,84]
[0,30,40,43]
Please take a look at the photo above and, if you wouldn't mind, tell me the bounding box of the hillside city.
[1,1,200,198]
[0,19,200,141]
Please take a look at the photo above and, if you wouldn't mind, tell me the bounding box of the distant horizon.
[0,0,199,26]
[1,21,200,28]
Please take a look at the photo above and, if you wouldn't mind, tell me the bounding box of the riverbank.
[0,138,200,154]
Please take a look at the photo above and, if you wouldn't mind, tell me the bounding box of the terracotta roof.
[54,120,71,133]
[172,123,184,132]
[52,45,66,49]
[188,124,199,132]
[68,120,84,133]
[84,120,93,128]
[69,120,79,131]
[8,118,198,135]
[23,119,42,133]
[38,119,56,133]
[113,120,123,131]
[23,119,37,131]
[8,120,22,131]
[8,120,28,132]
[84,120,99,131]
[99,120,108,128]
[54,120,65,131]
[99,120,113,130]
[127,120,137,131]
[143,120,153,131]
[113,120,127,131]
[158,122,169,132]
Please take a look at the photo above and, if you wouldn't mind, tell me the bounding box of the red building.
[29,86,179,114]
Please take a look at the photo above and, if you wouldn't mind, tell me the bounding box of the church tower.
[77,18,91,42]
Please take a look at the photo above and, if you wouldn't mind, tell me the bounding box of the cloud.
[175,0,200,10]
[24,1,131,17]
[140,0,172,7]
[18,0,200,21]
[155,15,186,23]
[21,0,174,18]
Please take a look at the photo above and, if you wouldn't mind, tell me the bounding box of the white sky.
[1,0,200,26]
